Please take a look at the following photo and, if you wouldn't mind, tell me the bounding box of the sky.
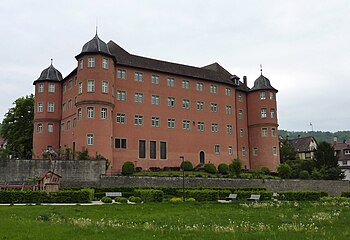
[0,0,349,132]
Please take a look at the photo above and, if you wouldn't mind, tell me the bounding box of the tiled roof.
[333,142,350,161]
[288,136,317,153]
[251,74,277,92]
[34,63,63,84]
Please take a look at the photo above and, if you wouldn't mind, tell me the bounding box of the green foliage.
[277,163,292,179]
[340,192,350,198]
[186,189,219,201]
[277,190,324,201]
[115,197,128,203]
[299,170,310,179]
[203,163,216,174]
[260,167,270,175]
[135,190,164,202]
[180,160,193,171]
[101,196,113,203]
[49,189,92,203]
[128,196,142,203]
[279,139,297,162]
[279,130,350,144]
[185,197,196,202]
[170,197,183,203]
[314,141,338,169]
[122,161,135,175]
[218,163,229,175]
[1,95,34,159]
[229,159,242,177]
[76,149,91,160]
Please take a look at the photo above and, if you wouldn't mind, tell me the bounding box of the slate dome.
[80,33,112,56]
[34,62,63,84]
[250,74,277,92]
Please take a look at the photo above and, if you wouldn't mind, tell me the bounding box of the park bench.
[225,193,238,201]
[247,194,260,201]
[105,192,122,198]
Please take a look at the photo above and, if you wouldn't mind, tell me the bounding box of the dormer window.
[344,150,350,155]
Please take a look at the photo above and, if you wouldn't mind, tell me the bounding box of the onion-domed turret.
[250,74,277,92]
[78,33,112,57]
[34,61,63,84]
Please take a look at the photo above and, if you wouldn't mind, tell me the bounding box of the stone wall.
[101,176,350,196]
[0,159,105,186]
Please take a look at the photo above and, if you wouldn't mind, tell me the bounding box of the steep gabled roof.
[288,136,317,153]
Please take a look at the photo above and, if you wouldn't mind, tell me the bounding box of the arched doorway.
[199,151,205,165]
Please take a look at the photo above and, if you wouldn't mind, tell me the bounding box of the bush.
[135,190,164,202]
[180,161,194,171]
[101,196,113,203]
[115,197,128,203]
[231,190,273,200]
[341,192,350,198]
[229,159,242,177]
[49,189,92,203]
[0,190,48,203]
[311,168,323,180]
[218,163,229,175]
[260,167,270,175]
[277,190,323,201]
[170,197,183,203]
[299,170,310,179]
[122,161,135,175]
[186,190,219,202]
[185,197,196,202]
[321,196,349,202]
[204,163,216,174]
[128,196,142,203]
[277,163,292,179]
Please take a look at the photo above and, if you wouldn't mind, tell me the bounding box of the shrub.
[180,161,194,171]
[204,163,217,174]
[299,170,310,179]
[186,190,219,201]
[101,196,112,203]
[311,168,322,180]
[231,190,273,200]
[185,197,196,202]
[321,196,349,202]
[0,190,48,203]
[260,167,270,175]
[341,192,350,198]
[277,190,323,201]
[218,163,229,175]
[128,196,142,203]
[229,159,242,177]
[135,167,142,172]
[115,197,128,203]
[277,163,292,179]
[135,190,164,202]
[170,197,183,203]
[122,161,135,175]
[76,149,91,160]
[49,190,92,203]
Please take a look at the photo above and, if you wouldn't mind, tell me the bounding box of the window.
[115,138,127,149]
[182,80,190,89]
[47,102,54,112]
[38,83,44,93]
[226,106,232,115]
[74,97,77,104]
[151,75,160,84]
[196,82,204,91]
[260,91,266,100]
[79,59,83,69]
[68,99,72,109]
[47,123,53,133]
[253,148,258,156]
[134,115,143,125]
[240,128,244,137]
[37,102,43,113]
[134,92,144,103]
[211,123,219,133]
[270,108,276,118]
[87,107,94,118]
[150,141,157,159]
[66,120,71,130]
[262,127,268,137]
[74,77,77,85]
[182,99,190,109]
[239,109,243,119]
[167,119,175,128]
[37,123,43,133]
[261,108,267,118]
[116,113,126,124]
[210,103,218,112]
[63,84,66,93]
[151,117,160,127]
[101,108,107,119]
[134,72,143,82]
[182,120,191,130]
[196,101,204,111]
[225,88,231,96]
[77,108,82,120]
[342,160,348,165]
[167,78,175,87]
[62,103,66,112]
[214,144,220,154]
[238,93,243,102]
[197,122,205,132]
[87,80,95,92]
[73,118,76,128]
[210,85,217,93]
[273,147,278,156]
[48,83,55,93]
[102,58,109,69]
[61,123,64,132]
[227,125,233,135]
[271,128,276,137]
[102,81,109,93]
[88,57,95,68]
[87,134,94,145]
[160,141,167,160]
[151,95,160,105]
[168,97,175,107]
[117,90,126,101]
[305,152,311,159]
[270,92,274,100]
[344,150,350,155]
[78,82,82,94]
[116,69,126,79]
[228,146,233,156]
[242,147,246,157]
[139,140,146,159]
[68,79,72,89]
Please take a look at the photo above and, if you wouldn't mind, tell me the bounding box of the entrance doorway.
[199,151,205,165]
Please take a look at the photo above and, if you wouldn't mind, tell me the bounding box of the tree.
[277,163,292,179]
[1,95,34,159]
[279,139,297,162]
[229,159,242,177]
[314,141,338,169]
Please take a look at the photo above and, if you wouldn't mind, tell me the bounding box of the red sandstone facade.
[33,34,280,172]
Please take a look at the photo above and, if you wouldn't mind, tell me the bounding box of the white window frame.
[117,69,126,79]
[227,125,233,135]
[197,122,205,132]
[134,115,143,126]
[151,117,160,127]
[78,82,83,94]
[48,83,55,93]
[38,83,44,93]
[134,92,144,103]
[260,91,266,100]
[182,99,190,109]
[262,127,268,137]
[47,102,54,112]
[102,81,109,93]
[226,105,232,115]
[196,82,204,91]
[116,113,126,124]
[210,85,217,93]
[210,103,218,112]
[37,102,43,113]
[168,97,175,107]
[101,108,107,119]
[167,78,175,87]
[167,118,175,128]
[214,144,220,154]
[151,75,160,84]
[88,57,95,68]
[182,120,191,130]
[87,80,95,92]
[102,58,109,69]
[182,80,190,89]
[87,134,94,145]
[117,90,126,101]
[151,95,160,105]
[225,88,231,96]
[134,72,143,82]
[87,107,94,118]
[211,123,219,133]
[261,108,267,118]
[47,123,53,133]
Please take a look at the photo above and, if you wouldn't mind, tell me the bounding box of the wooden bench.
[105,192,122,198]
[247,194,260,201]
[225,193,238,201]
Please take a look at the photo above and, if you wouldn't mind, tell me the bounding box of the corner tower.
[33,61,63,158]
[247,72,279,171]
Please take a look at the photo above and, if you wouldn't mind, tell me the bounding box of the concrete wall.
[101,176,350,196]
[0,159,105,186]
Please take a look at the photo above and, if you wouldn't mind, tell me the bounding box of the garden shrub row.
[277,190,326,201]
[134,189,164,202]
[341,192,350,198]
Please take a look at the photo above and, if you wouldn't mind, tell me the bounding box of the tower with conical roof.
[247,71,280,171]
[33,60,63,158]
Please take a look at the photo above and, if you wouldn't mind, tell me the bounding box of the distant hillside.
[279,130,350,144]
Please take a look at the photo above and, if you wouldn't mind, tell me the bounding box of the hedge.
[134,189,164,202]
[341,192,350,198]
[185,190,219,201]
[232,190,273,200]
[277,190,325,201]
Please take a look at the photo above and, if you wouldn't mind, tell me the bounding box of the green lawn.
[0,201,349,239]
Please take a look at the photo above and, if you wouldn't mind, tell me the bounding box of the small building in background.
[0,137,5,149]
[38,171,62,192]
[288,136,318,160]
[333,137,350,181]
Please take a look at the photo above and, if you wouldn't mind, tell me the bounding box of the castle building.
[33,33,280,172]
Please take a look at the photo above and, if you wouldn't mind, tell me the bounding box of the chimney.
[243,76,247,86]
[333,136,338,144]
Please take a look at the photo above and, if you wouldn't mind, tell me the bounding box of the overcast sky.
[0,0,349,132]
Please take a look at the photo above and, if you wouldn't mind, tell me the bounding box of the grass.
[1,200,350,239]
